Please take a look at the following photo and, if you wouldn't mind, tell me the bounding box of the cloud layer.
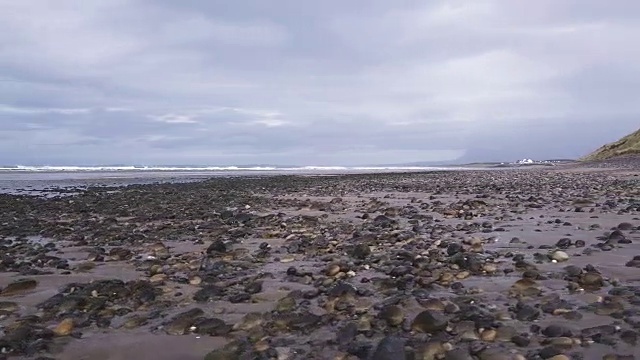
[1,0,639,165]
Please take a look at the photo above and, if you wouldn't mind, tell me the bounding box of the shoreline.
[0,166,639,359]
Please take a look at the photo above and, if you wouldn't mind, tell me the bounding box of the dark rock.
[228,293,251,303]
[411,310,448,334]
[350,243,371,259]
[336,322,358,347]
[109,247,133,260]
[206,239,227,255]
[582,325,618,338]
[511,335,530,347]
[328,281,357,298]
[555,238,572,249]
[193,285,225,302]
[618,222,635,231]
[447,243,464,256]
[373,215,395,228]
[370,336,406,360]
[542,324,574,337]
[608,230,626,243]
[538,346,562,359]
[193,318,231,336]
[444,348,473,360]
[449,253,483,273]
[244,281,262,294]
[620,330,638,345]
[0,279,38,296]
[379,305,404,326]
[163,308,204,335]
[514,303,540,322]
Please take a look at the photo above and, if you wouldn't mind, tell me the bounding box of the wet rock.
[193,285,225,302]
[206,239,227,255]
[193,318,231,336]
[477,347,517,360]
[511,335,530,347]
[411,310,448,334]
[325,264,341,277]
[444,348,474,360]
[274,311,321,332]
[449,253,484,273]
[275,296,297,312]
[545,337,575,348]
[415,341,452,360]
[537,346,563,359]
[510,278,542,297]
[625,255,640,268]
[149,273,167,284]
[581,324,618,338]
[620,330,638,345]
[379,305,404,327]
[453,320,478,340]
[579,272,604,288]
[1,279,38,296]
[373,215,395,228]
[542,324,574,338]
[618,222,635,231]
[244,281,262,295]
[370,336,406,360]
[52,318,74,336]
[350,243,371,259]
[0,301,19,313]
[546,356,570,360]
[327,281,357,298]
[479,329,497,342]
[447,243,464,256]
[514,302,540,321]
[123,314,148,329]
[109,247,133,260]
[163,308,204,335]
[232,312,264,331]
[555,238,572,249]
[563,265,582,277]
[608,230,627,243]
[495,325,517,341]
[203,348,239,360]
[551,250,569,262]
[336,321,358,347]
[418,298,446,312]
[74,261,96,272]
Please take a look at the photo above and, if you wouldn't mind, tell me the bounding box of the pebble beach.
[1,162,639,360]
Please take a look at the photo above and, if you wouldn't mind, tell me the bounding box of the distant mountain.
[581,127,640,161]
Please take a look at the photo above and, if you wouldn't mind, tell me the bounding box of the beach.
[1,164,639,360]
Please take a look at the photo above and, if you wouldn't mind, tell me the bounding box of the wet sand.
[1,165,639,360]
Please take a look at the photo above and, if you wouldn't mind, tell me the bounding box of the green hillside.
[581,128,640,161]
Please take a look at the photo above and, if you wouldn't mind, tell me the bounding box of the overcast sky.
[1,0,639,165]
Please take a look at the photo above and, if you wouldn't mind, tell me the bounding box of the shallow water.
[0,167,490,196]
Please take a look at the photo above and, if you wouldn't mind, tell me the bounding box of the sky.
[1,0,639,166]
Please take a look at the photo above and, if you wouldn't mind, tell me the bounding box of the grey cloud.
[0,0,638,165]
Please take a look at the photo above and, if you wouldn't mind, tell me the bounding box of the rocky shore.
[0,167,639,360]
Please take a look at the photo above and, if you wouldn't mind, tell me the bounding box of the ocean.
[0,165,483,196]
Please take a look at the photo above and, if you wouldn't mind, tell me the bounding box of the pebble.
[53,318,75,336]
